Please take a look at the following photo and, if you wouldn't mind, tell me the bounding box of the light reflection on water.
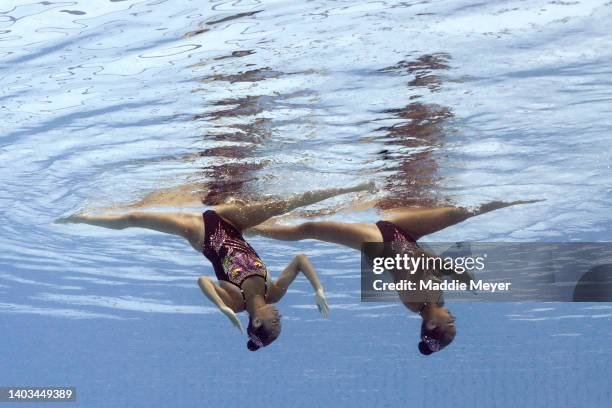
[0,0,611,406]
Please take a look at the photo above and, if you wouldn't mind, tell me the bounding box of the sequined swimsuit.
[375,220,420,255]
[202,210,268,307]
[375,220,444,308]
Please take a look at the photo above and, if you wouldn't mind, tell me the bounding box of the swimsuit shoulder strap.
[203,209,219,228]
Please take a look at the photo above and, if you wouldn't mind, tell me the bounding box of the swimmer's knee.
[126,212,143,227]
[299,222,316,237]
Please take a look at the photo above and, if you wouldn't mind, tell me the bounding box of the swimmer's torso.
[202,210,268,288]
[375,220,444,311]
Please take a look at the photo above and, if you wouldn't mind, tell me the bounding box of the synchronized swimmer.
[249,199,539,354]
[58,184,370,351]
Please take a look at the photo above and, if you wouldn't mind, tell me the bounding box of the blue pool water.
[1,0,611,407]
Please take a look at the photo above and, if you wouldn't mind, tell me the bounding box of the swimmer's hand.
[221,305,244,334]
[315,288,329,318]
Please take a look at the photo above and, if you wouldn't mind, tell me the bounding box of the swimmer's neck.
[244,291,267,315]
[241,276,268,314]
[419,304,435,319]
[402,300,440,317]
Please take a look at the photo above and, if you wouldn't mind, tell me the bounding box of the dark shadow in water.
[1,99,172,146]
[573,264,612,301]
[374,53,454,210]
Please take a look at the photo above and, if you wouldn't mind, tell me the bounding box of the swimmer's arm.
[197,276,235,310]
[197,276,244,333]
[268,254,329,317]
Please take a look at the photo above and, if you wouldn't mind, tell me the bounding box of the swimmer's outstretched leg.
[55,211,204,251]
[214,182,374,231]
[383,199,543,240]
[96,182,209,211]
[55,183,373,247]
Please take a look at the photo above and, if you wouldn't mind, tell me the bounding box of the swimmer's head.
[418,305,456,355]
[247,304,281,351]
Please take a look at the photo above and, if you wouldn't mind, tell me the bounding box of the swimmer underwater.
[249,199,541,355]
[56,184,372,351]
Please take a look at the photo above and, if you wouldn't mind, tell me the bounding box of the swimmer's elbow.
[197,276,211,289]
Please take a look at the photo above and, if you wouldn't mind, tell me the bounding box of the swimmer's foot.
[472,199,545,216]
[54,213,91,224]
[503,199,545,206]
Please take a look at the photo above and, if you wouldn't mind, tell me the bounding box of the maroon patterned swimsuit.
[202,210,268,306]
[375,220,420,255]
[375,220,444,308]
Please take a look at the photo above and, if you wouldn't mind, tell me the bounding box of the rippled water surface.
[1,1,611,407]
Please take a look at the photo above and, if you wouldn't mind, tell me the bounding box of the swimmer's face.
[252,304,280,326]
[247,304,282,351]
[424,306,456,333]
[419,306,457,355]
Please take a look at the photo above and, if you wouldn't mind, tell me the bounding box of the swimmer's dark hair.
[246,308,282,351]
[418,319,456,355]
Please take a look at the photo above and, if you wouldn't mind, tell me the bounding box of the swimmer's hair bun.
[418,341,434,355]
[247,339,261,352]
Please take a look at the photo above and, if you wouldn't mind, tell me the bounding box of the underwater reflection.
[184,10,263,38]
[167,11,320,206]
[375,53,454,210]
[378,53,450,91]
[199,67,285,84]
